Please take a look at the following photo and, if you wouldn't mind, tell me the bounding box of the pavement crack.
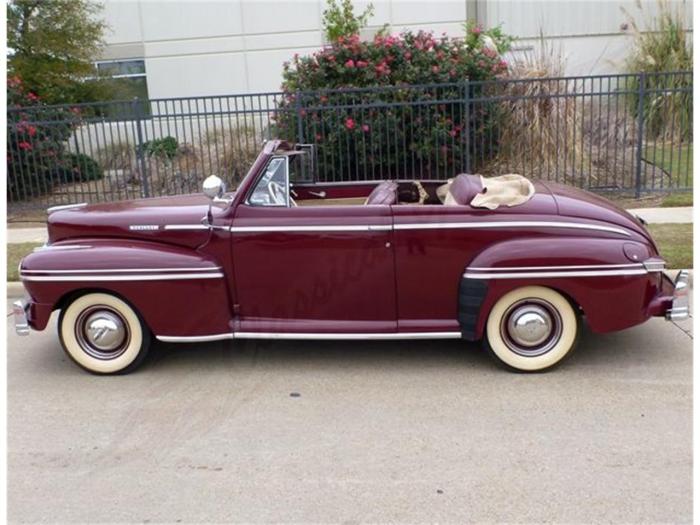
[670,316,693,340]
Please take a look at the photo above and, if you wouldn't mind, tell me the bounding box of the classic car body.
[15,140,689,374]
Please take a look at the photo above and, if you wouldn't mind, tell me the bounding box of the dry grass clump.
[95,141,134,171]
[621,0,692,141]
[86,122,263,197]
[200,124,261,187]
[484,36,595,186]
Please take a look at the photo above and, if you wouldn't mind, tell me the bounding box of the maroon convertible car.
[15,140,688,374]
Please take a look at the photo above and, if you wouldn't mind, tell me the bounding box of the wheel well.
[466,282,586,341]
[547,285,585,317]
[52,288,151,332]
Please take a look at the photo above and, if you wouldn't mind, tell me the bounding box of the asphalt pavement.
[7,301,693,523]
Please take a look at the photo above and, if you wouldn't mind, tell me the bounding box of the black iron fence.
[7,71,692,210]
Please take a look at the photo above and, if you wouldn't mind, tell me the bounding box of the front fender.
[20,239,233,337]
[463,237,663,339]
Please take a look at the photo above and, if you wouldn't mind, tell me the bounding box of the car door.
[230,154,397,334]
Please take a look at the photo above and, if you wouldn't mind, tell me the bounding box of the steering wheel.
[268,181,287,205]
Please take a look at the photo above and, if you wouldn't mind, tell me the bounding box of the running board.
[156,331,462,343]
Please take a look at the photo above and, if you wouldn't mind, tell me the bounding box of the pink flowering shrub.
[276,29,511,179]
[7,76,100,201]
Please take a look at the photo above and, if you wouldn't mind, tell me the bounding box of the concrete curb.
[6,270,693,299]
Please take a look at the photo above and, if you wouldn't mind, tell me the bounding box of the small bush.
[55,152,104,183]
[141,136,179,160]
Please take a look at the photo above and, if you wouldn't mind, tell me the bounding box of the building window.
[95,59,149,101]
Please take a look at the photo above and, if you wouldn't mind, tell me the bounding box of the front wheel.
[484,286,579,372]
[58,292,151,374]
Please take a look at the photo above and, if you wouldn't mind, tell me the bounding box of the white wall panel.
[145,54,248,98]
[241,0,320,34]
[145,36,245,58]
[101,0,142,43]
[139,0,243,40]
[245,48,318,91]
[391,0,466,24]
[484,0,692,39]
[99,0,693,98]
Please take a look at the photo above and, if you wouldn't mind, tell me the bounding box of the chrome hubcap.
[507,305,552,347]
[501,299,562,357]
[76,307,130,359]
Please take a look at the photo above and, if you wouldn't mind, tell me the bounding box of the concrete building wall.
[98,0,692,99]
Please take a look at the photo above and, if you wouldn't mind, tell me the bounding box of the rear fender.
[462,237,661,339]
[19,239,233,337]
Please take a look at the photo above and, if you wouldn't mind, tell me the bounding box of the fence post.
[463,80,471,174]
[634,72,646,199]
[295,90,304,143]
[132,98,150,198]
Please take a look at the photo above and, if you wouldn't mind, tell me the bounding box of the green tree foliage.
[322,0,375,43]
[7,0,109,104]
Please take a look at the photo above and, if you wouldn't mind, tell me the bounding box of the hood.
[47,194,223,248]
[541,182,653,242]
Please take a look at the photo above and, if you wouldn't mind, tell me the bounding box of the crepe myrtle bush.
[276,27,511,179]
[7,76,102,201]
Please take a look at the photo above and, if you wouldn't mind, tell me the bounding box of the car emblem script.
[129,225,160,231]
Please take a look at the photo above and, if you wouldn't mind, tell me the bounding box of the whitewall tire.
[58,292,151,374]
[484,286,579,372]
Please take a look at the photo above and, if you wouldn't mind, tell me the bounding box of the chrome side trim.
[468,263,645,272]
[20,267,222,274]
[230,224,392,233]
[164,224,211,231]
[232,331,462,340]
[156,333,234,343]
[643,259,667,272]
[394,221,631,236]
[463,268,648,280]
[20,273,224,282]
[227,221,630,236]
[46,202,87,213]
[33,244,91,252]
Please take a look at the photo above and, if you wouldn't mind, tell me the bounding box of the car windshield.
[248,157,288,206]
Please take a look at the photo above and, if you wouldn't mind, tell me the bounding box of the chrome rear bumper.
[666,270,690,321]
[13,300,30,336]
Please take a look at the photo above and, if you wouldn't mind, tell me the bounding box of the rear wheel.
[484,286,579,372]
[58,293,151,374]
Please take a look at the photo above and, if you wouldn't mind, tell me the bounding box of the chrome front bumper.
[13,300,30,336]
[666,270,690,321]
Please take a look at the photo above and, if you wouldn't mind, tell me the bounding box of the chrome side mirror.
[203,175,225,200]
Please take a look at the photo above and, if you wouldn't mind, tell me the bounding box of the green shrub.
[55,152,104,183]
[277,27,511,179]
[141,136,179,160]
